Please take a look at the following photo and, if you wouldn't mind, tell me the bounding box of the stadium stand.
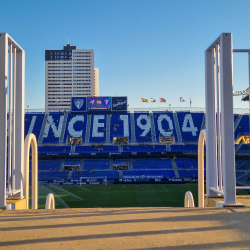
[38,159,61,171]
[17,111,250,183]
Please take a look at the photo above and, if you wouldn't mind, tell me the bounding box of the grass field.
[36,183,199,209]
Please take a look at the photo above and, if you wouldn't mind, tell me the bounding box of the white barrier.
[198,129,206,208]
[24,133,38,209]
[184,191,195,208]
[45,193,55,209]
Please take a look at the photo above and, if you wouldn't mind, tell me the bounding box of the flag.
[141,98,148,103]
[160,98,166,103]
[190,98,192,107]
[180,97,185,102]
[151,98,156,102]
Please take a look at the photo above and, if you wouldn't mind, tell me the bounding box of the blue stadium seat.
[133,158,172,169]
[84,159,109,170]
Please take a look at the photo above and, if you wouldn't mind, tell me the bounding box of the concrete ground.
[1,205,250,250]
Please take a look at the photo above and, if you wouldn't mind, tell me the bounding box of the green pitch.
[37,183,199,209]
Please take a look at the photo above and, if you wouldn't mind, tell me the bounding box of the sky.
[1,0,250,110]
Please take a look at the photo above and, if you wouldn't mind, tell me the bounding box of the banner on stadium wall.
[111,96,128,111]
[123,175,163,179]
[71,96,128,112]
[87,96,111,111]
[71,97,87,112]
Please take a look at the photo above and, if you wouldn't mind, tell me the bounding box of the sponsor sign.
[123,179,133,182]
[71,97,87,112]
[69,153,79,156]
[168,178,183,182]
[87,96,111,111]
[123,175,140,179]
[155,179,162,182]
[146,175,163,179]
[111,96,128,111]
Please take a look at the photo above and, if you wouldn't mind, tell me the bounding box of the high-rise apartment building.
[45,44,99,109]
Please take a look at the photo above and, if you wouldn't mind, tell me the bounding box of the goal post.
[80,176,107,185]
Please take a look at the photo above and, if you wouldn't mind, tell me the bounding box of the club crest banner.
[71,97,87,112]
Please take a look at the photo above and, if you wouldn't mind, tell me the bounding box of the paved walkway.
[1,205,250,249]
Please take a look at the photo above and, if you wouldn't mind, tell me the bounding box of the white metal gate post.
[0,33,25,208]
[220,33,236,205]
[0,34,8,208]
[204,33,241,206]
[205,42,218,197]
[15,45,25,196]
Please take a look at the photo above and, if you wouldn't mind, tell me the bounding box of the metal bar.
[236,186,250,189]
[206,35,221,51]
[8,43,12,194]
[14,49,25,196]
[220,33,236,205]
[0,33,8,208]
[213,47,219,190]
[205,48,218,197]
[233,49,250,52]
[216,43,223,191]
[12,48,16,191]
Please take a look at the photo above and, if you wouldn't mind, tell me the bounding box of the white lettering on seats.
[43,115,64,138]
[182,114,198,136]
[68,115,85,137]
[120,115,129,137]
[157,115,173,136]
[137,115,151,136]
[92,115,105,137]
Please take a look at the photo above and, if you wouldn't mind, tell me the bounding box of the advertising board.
[111,96,127,111]
[87,96,111,111]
